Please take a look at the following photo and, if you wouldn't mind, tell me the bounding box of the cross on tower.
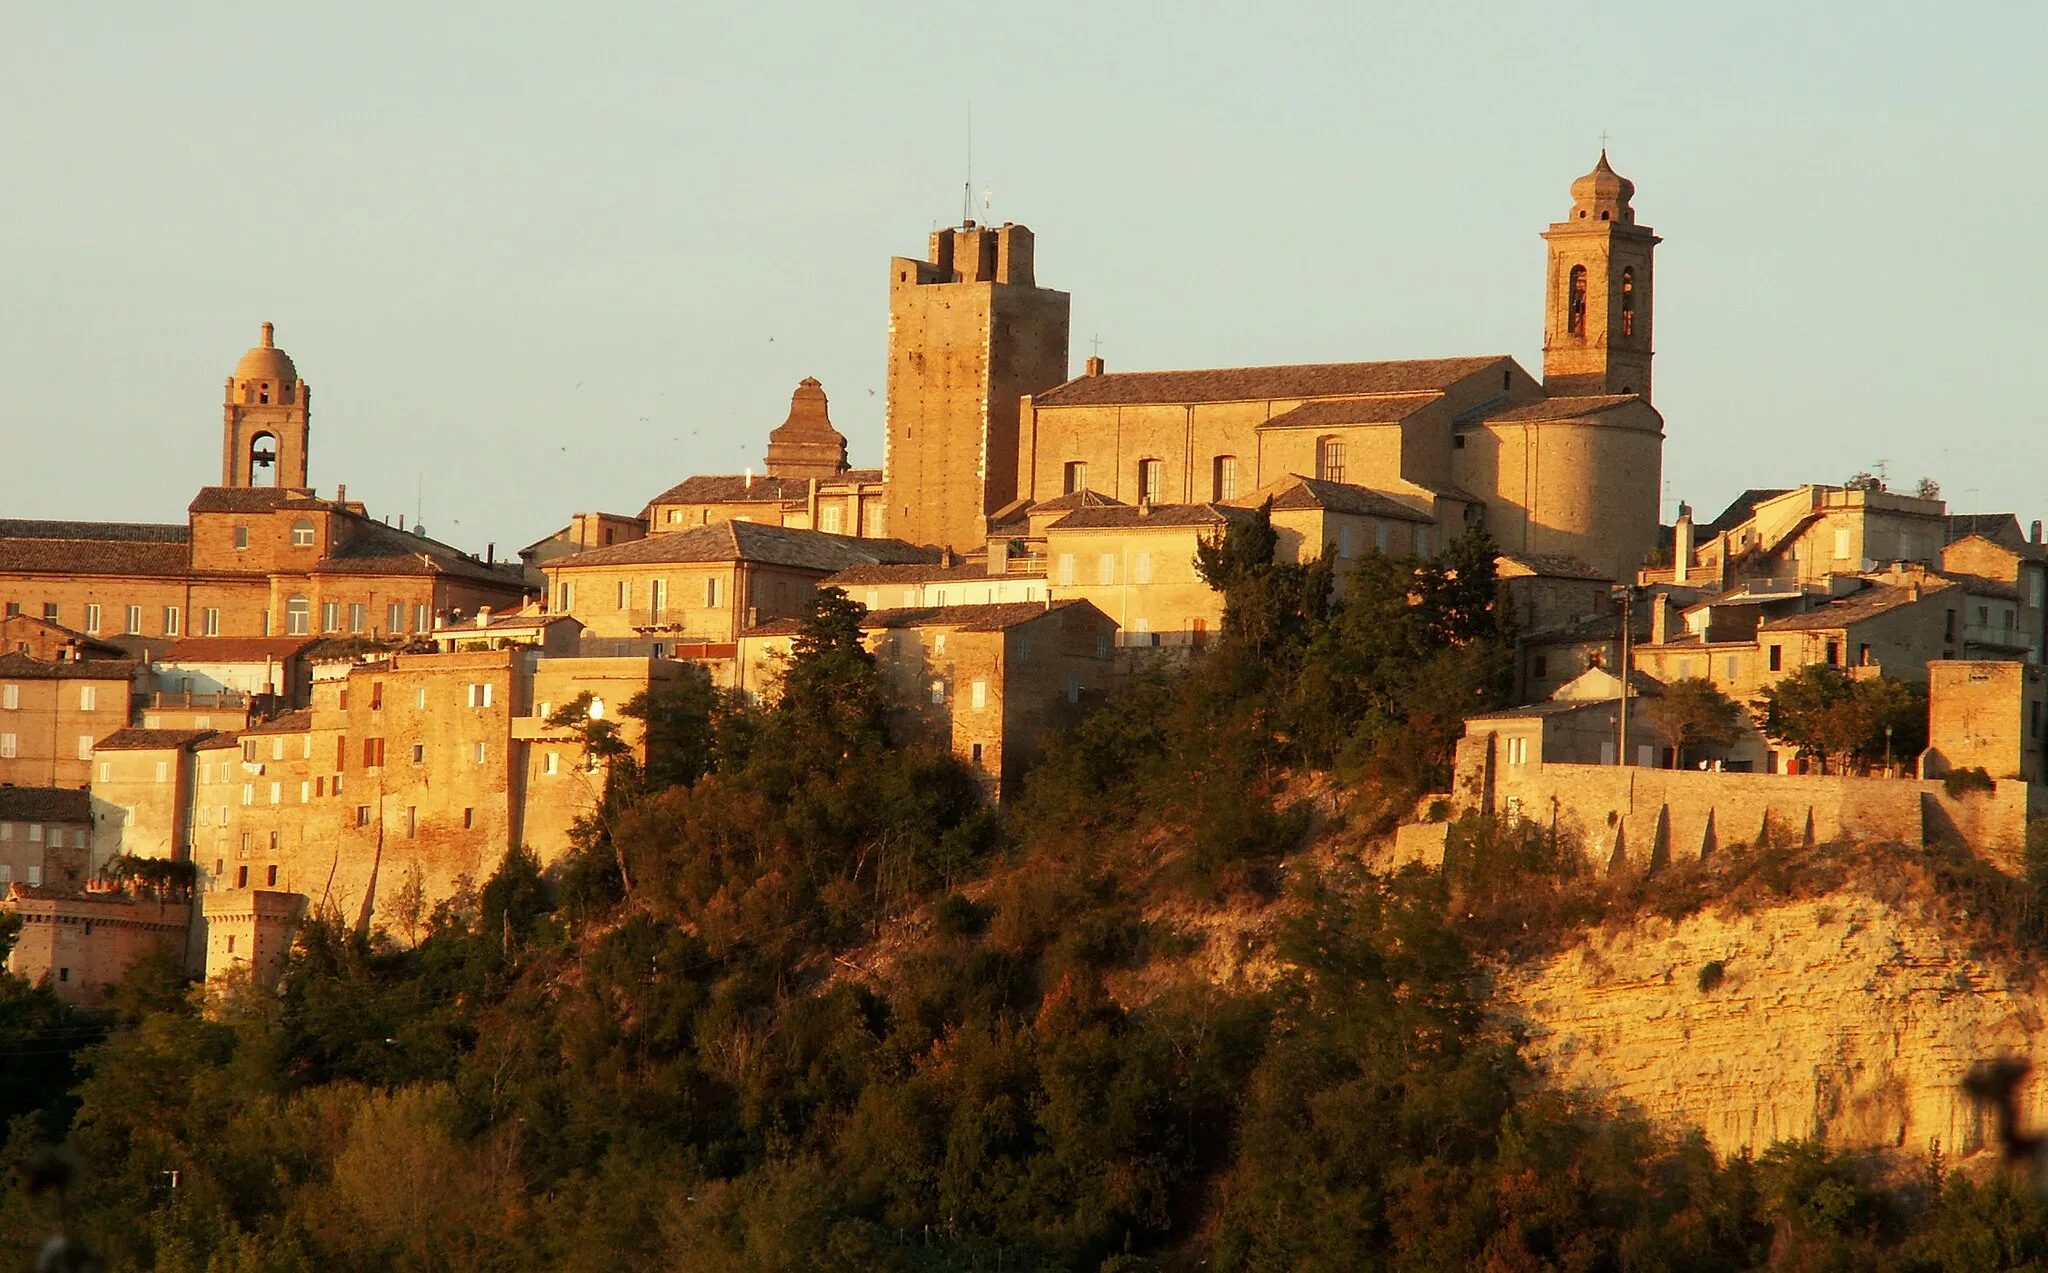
[1598,130,1612,150]
[1089,333,1102,357]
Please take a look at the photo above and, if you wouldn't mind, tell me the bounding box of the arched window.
[1317,437,1346,484]
[1567,266,1588,336]
[1620,269,1636,338]
[284,595,310,636]
[248,431,279,485]
[290,519,315,547]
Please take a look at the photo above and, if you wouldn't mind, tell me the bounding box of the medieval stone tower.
[763,377,850,480]
[884,221,1070,551]
[221,322,311,489]
[1541,153,1658,399]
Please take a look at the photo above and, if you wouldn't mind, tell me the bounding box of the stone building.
[881,157,1666,581]
[0,787,93,893]
[7,886,193,1005]
[0,652,141,788]
[1924,661,2048,782]
[0,615,128,662]
[738,599,1117,795]
[90,727,217,864]
[825,560,1048,611]
[1039,503,1253,649]
[543,520,933,660]
[0,325,531,648]
[885,223,1073,552]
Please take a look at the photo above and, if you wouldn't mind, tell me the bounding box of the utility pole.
[1614,584,1634,766]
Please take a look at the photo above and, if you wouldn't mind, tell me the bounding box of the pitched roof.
[1257,394,1443,428]
[643,468,885,512]
[242,710,313,736]
[157,637,317,664]
[1022,489,1128,514]
[0,533,193,577]
[1702,489,1792,537]
[0,652,137,681]
[94,727,219,751]
[1946,513,2027,548]
[1496,553,1613,582]
[824,561,997,587]
[862,599,1103,632]
[1046,503,1255,532]
[1759,583,1942,632]
[549,521,936,573]
[0,519,188,544]
[1247,475,1433,522]
[0,787,92,822]
[1476,394,1641,424]
[1030,356,1509,408]
[314,519,526,587]
[186,487,325,514]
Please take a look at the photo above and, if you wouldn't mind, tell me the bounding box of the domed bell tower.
[1542,153,1659,399]
[222,322,310,488]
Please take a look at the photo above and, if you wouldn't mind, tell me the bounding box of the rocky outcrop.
[1501,895,2048,1160]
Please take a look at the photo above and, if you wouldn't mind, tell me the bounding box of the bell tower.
[221,322,311,489]
[1541,154,1659,399]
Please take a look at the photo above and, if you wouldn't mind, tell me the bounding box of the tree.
[1752,666,1927,774]
[1645,677,1743,768]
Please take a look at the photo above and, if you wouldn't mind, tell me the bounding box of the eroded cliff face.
[1501,895,2048,1161]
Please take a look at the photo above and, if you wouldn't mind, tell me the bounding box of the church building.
[883,155,1666,583]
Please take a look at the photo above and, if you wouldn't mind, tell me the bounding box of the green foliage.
[1752,666,1928,774]
[1647,676,1745,767]
[1944,765,1996,798]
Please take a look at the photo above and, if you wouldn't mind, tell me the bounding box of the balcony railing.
[149,691,252,710]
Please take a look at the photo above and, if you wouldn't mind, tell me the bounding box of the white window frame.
[1057,554,1076,587]
[971,679,988,710]
[78,686,97,711]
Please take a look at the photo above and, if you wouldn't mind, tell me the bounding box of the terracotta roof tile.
[1702,489,1792,537]
[1258,394,1444,428]
[1759,583,1945,632]
[0,787,91,822]
[0,652,138,681]
[158,637,318,663]
[1247,475,1433,521]
[862,599,1102,632]
[0,536,192,577]
[186,487,326,514]
[95,727,219,751]
[823,561,996,586]
[243,710,313,735]
[1031,356,1509,408]
[0,519,188,544]
[1046,503,1254,532]
[551,521,936,572]
[1477,394,1641,423]
[1496,553,1613,582]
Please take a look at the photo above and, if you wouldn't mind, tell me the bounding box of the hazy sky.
[4,2,2043,556]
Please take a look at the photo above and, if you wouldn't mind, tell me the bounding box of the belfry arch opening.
[248,432,280,486]
[1567,266,1588,337]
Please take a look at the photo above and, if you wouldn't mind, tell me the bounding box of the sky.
[3,2,2044,556]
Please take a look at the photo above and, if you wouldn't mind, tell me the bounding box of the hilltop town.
[1,151,2037,1005]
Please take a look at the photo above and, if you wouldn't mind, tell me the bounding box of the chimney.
[1650,593,1675,646]
[1674,502,1694,585]
[941,547,955,567]
[1138,501,1153,518]
[1084,356,1105,377]
[486,542,495,564]
[476,607,492,629]
[2034,520,2043,545]
[336,483,346,504]
[744,467,754,491]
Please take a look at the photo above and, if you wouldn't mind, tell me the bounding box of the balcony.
[148,691,252,710]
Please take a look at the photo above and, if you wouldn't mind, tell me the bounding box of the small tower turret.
[221,322,311,488]
[1541,153,1659,399]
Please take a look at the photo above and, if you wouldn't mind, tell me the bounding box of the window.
[466,683,494,708]
[1726,656,1740,680]
[268,781,280,804]
[1620,269,1636,338]
[1137,458,1164,504]
[1063,461,1087,495]
[84,604,100,634]
[300,780,309,803]
[1067,677,1081,704]
[972,679,988,710]
[704,578,722,608]
[474,742,487,764]
[42,602,58,623]
[285,595,310,635]
[267,865,279,887]
[361,738,384,768]
[370,682,383,711]
[544,751,558,775]
[27,824,41,843]
[463,808,475,829]
[356,805,371,827]
[1415,528,1430,556]
[79,686,97,711]
[1532,654,1549,678]
[291,519,315,547]
[1017,635,1031,662]
[934,632,947,655]
[155,760,168,783]
[406,806,418,838]
[1133,616,1151,641]
[412,743,424,764]
[1826,641,1841,666]
[1833,529,1851,560]
[558,583,576,611]
[1097,553,1116,586]
[125,605,141,634]
[242,783,254,806]
[415,604,430,632]
[1567,265,1588,335]
[0,685,12,710]
[203,607,221,636]
[819,504,844,534]
[234,525,250,550]
[1858,643,1873,666]
[414,686,427,709]
[929,680,945,704]
[1057,554,1076,587]
[336,735,347,769]
[668,509,683,524]
[349,603,366,634]
[1337,525,1353,559]
[76,735,92,760]
[1134,552,1153,584]
[1945,609,1957,641]
[321,601,340,632]
[1979,605,1991,627]
[1212,455,1238,501]
[387,602,405,633]
[0,734,15,759]
[163,606,180,636]
[617,580,631,610]
[1506,736,1529,766]
[1317,437,1346,484]
[971,743,983,768]
[237,865,249,888]
[650,578,667,614]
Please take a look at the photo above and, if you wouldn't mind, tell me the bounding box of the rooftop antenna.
[962,101,974,226]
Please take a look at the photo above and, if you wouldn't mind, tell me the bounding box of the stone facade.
[6,886,193,1004]
[90,728,214,866]
[0,653,139,788]
[1924,660,2048,782]
[0,787,93,893]
[885,222,1072,552]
